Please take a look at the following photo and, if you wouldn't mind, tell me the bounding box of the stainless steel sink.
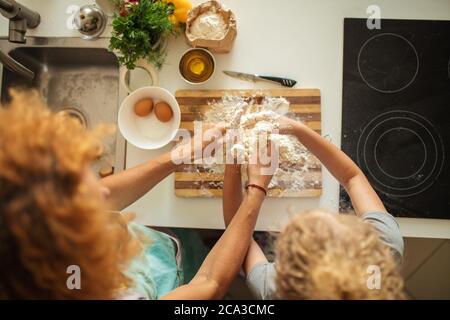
[0,37,126,175]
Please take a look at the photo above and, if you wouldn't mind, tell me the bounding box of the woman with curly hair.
[223,116,405,300]
[0,90,270,299]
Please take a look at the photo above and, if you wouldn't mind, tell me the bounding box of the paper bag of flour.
[185,0,237,53]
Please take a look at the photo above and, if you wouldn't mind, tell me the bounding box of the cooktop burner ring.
[374,127,427,180]
[357,110,445,197]
[357,33,419,94]
[364,117,434,192]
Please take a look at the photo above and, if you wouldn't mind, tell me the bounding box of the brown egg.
[134,98,154,117]
[155,101,173,123]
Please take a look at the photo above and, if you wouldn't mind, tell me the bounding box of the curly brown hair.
[275,210,405,300]
[0,90,138,299]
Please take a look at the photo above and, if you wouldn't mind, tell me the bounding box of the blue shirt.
[121,223,182,300]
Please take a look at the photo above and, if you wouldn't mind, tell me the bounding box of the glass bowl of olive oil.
[179,48,215,84]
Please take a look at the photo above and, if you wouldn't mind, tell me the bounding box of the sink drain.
[60,108,88,129]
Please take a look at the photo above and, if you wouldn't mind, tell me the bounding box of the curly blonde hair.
[275,210,405,300]
[0,90,138,299]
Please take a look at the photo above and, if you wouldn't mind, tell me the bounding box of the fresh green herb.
[109,0,175,70]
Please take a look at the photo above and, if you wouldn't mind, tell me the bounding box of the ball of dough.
[155,101,173,122]
[134,98,154,117]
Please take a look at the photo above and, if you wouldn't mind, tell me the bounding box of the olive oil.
[179,48,215,83]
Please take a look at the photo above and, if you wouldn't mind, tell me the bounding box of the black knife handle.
[259,76,297,87]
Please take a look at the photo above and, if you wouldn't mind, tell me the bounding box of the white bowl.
[118,86,181,150]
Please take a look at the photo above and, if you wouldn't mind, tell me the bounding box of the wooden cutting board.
[174,89,322,198]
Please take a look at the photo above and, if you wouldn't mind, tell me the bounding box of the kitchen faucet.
[0,0,40,80]
[0,0,40,43]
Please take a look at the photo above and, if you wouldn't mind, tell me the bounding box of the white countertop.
[1,0,450,238]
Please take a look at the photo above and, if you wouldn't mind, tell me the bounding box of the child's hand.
[277,116,300,135]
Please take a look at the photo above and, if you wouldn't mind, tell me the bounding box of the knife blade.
[223,70,297,88]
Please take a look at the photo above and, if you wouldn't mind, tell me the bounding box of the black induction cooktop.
[341,18,450,219]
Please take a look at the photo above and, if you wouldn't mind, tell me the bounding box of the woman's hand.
[247,140,274,190]
[172,122,229,164]
[247,164,273,190]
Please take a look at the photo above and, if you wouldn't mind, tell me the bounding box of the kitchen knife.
[223,70,297,88]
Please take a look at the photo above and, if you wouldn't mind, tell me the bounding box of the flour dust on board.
[174,91,322,197]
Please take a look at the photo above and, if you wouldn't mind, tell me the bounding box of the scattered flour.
[198,94,314,195]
